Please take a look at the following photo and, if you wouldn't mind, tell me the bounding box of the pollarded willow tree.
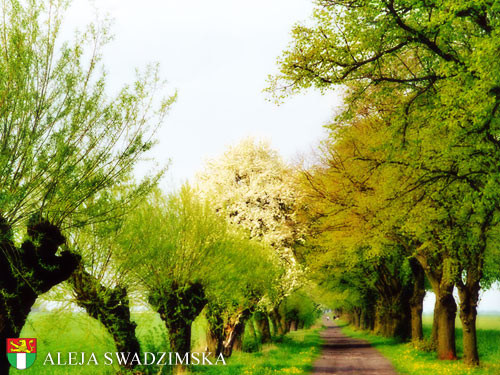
[0,1,174,371]
[118,186,277,373]
[66,183,154,371]
[269,0,500,365]
[204,241,279,357]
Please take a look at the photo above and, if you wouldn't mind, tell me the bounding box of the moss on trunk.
[69,265,140,368]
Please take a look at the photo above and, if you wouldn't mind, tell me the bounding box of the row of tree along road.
[0,4,319,375]
[3,0,500,374]
[267,0,500,368]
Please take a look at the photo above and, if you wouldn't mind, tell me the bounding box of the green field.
[340,315,500,375]
[9,311,322,375]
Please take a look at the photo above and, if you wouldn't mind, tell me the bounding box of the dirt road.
[312,318,397,375]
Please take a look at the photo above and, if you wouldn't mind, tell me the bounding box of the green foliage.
[270,0,500,287]
[271,0,500,360]
[0,0,175,231]
[282,290,321,329]
[119,185,278,303]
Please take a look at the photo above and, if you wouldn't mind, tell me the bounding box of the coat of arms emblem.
[7,338,37,370]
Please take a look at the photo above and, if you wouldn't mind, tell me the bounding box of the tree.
[0,216,80,374]
[67,209,139,370]
[269,0,500,365]
[118,186,274,373]
[64,182,161,371]
[197,138,305,310]
[294,103,427,341]
[203,236,278,357]
[0,1,174,371]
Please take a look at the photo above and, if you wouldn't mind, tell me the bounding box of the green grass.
[191,328,322,375]
[340,315,500,375]
[10,311,175,374]
[9,311,322,375]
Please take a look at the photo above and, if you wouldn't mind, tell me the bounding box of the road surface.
[312,317,397,375]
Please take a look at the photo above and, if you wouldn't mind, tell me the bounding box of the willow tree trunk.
[457,277,481,366]
[0,219,80,375]
[254,312,271,343]
[274,306,289,334]
[246,318,257,340]
[269,308,285,336]
[232,330,243,352]
[69,266,140,368]
[149,281,207,374]
[268,310,280,336]
[221,308,252,357]
[206,326,222,356]
[205,304,224,356]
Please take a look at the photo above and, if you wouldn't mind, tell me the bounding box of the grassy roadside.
[339,316,500,375]
[191,327,323,375]
[9,311,323,375]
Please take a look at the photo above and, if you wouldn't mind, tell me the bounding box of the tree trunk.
[410,304,424,341]
[284,319,291,333]
[457,277,480,366]
[0,219,80,374]
[268,310,280,336]
[232,329,243,352]
[278,305,291,334]
[418,254,457,360]
[206,326,222,356]
[205,304,224,356]
[69,266,140,368]
[431,298,439,348]
[352,307,361,329]
[361,307,374,331]
[434,285,457,360]
[221,308,252,357]
[374,299,411,340]
[409,259,426,341]
[289,320,297,331]
[149,281,207,373]
[254,311,271,343]
[246,318,257,339]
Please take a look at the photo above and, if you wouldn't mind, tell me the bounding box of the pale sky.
[64,0,341,188]
[63,0,499,313]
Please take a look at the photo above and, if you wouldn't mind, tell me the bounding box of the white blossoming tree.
[196,138,305,338]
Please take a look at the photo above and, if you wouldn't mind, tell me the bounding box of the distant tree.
[204,235,279,357]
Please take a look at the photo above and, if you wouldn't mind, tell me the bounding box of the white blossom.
[196,138,305,295]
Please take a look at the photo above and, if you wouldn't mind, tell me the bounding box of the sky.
[63,0,499,313]
[64,0,341,188]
